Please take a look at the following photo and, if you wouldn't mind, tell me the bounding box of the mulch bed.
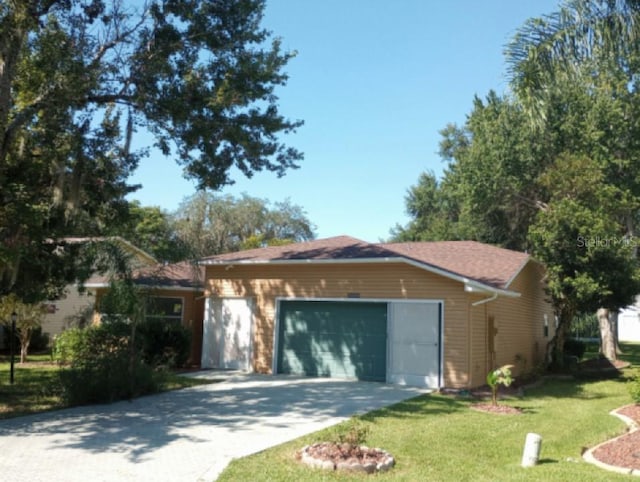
[297,442,394,473]
[470,403,524,415]
[590,404,640,471]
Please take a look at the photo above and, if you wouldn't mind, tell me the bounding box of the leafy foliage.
[56,320,159,405]
[563,338,587,360]
[328,418,370,446]
[0,0,302,301]
[173,192,316,257]
[112,202,190,263]
[395,1,640,366]
[137,320,191,369]
[628,370,640,403]
[486,365,514,406]
[0,293,46,362]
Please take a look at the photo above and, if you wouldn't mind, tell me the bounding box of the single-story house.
[86,261,205,367]
[199,236,555,389]
[41,236,158,341]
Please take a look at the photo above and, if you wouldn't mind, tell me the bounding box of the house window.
[543,314,549,338]
[146,297,184,324]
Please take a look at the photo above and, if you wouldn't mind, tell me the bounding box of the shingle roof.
[200,235,531,291]
[379,241,529,290]
[86,261,204,290]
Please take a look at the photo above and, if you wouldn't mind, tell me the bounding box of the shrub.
[56,321,159,405]
[52,328,85,364]
[137,320,191,368]
[487,365,514,406]
[329,419,370,446]
[628,371,640,403]
[564,338,587,360]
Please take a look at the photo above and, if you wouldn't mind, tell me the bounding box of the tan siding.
[487,262,554,380]
[206,263,471,386]
[469,300,490,388]
[205,260,554,389]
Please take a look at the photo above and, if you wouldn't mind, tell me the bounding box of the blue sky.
[128,0,561,242]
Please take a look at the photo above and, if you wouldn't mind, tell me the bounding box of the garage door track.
[0,373,425,481]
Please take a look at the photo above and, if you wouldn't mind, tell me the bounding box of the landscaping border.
[583,405,640,476]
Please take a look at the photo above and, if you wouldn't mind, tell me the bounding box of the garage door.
[276,300,387,381]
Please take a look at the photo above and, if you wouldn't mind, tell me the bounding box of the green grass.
[0,353,215,419]
[218,343,640,482]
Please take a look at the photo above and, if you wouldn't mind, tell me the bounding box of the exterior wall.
[485,262,555,384]
[619,297,640,342]
[205,262,472,388]
[468,297,491,389]
[41,285,95,341]
[93,287,204,367]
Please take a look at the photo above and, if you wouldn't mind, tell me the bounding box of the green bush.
[56,321,159,405]
[328,419,370,446]
[52,328,85,364]
[564,338,587,360]
[628,371,640,403]
[137,320,191,368]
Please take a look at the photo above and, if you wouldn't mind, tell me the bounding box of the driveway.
[0,373,425,481]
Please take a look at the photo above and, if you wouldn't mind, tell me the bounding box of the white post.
[521,433,542,467]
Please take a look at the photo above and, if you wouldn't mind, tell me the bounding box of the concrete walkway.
[0,373,425,481]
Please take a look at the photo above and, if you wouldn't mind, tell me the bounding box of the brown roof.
[200,236,395,262]
[200,235,531,291]
[379,241,529,290]
[86,261,204,290]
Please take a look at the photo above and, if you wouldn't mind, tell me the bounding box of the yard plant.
[218,344,640,481]
[0,354,210,419]
[487,364,514,406]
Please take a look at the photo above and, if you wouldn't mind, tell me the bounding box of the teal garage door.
[277,300,387,381]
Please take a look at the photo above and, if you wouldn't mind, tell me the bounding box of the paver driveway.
[0,374,425,481]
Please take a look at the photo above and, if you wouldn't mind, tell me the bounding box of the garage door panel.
[277,301,387,381]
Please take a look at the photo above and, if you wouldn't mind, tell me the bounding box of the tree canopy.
[172,192,316,258]
[0,0,303,301]
[395,0,640,364]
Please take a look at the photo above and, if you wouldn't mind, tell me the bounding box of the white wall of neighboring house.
[41,285,95,342]
[619,297,640,342]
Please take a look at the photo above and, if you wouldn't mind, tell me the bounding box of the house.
[41,237,158,341]
[199,236,555,389]
[86,261,205,367]
[618,297,640,342]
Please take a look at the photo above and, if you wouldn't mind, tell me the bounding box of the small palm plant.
[487,365,514,406]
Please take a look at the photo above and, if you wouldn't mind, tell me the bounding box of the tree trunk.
[598,307,617,361]
[547,310,572,369]
[611,310,624,355]
[20,338,30,364]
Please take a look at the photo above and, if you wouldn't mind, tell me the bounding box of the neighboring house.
[41,237,158,342]
[86,261,205,367]
[619,297,640,342]
[199,236,555,389]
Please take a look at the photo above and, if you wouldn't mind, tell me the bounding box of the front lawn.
[0,353,214,419]
[218,344,640,481]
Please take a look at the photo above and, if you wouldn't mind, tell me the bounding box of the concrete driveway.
[0,373,425,481]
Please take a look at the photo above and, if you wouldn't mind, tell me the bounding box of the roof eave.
[202,257,521,298]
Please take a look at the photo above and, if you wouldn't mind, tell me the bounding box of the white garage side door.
[219,298,253,370]
[201,298,253,370]
[388,301,441,388]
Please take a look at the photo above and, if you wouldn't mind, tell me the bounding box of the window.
[146,297,184,324]
[543,314,549,337]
